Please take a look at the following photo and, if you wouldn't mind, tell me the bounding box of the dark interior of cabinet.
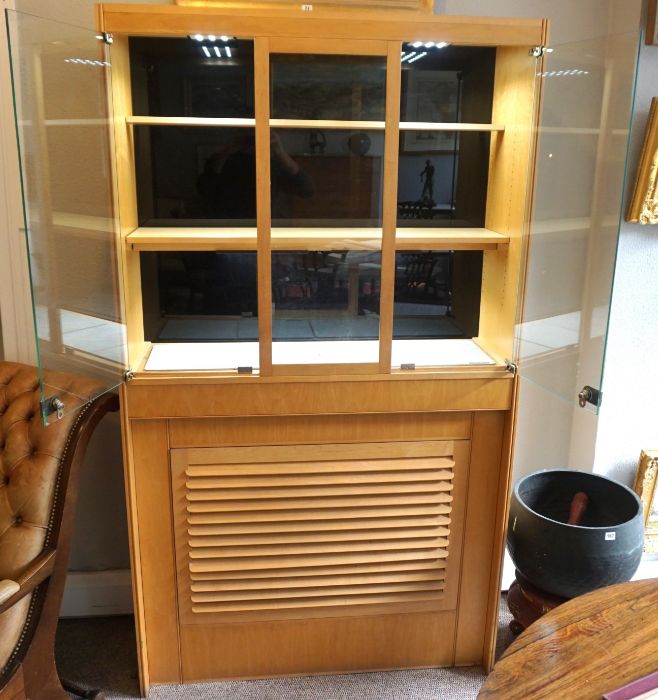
[129,39,495,227]
[140,250,482,343]
[398,45,495,228]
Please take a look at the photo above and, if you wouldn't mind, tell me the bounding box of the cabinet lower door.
[170,439,470,680]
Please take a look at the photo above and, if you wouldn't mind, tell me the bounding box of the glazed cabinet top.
[96,3,545,381]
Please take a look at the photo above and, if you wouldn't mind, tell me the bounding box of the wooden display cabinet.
[102,5,545,691]
[7,2,549,694]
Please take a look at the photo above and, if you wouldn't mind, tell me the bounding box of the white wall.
[437,0,642,40]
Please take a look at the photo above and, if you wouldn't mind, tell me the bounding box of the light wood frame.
[176,0,435,13]
[626,97,658,224]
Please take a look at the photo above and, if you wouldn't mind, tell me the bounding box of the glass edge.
[595,27,643,417]
[4,6,100,33]
[512,53,542,366]
[43,379,123,425]
[104,39,131,374]
[5,8,48,425]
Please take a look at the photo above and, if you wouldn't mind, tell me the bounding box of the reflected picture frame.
[633,449,658,554]
[626,97,658,224]
[401,71,460,154]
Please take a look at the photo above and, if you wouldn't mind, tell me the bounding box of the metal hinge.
[124,368,135,382]
[578,385,602,409]
[96,32,113,45]
[237,366,253,374]
[505,359,518,375]
[400,363,416,371]
[42,396,65,421]
[529,46,553,58]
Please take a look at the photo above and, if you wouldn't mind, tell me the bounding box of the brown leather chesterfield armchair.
[0,362,119,700]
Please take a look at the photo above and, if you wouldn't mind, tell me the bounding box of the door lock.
[578,385,602,409]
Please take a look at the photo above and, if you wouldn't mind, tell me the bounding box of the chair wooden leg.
[21,655,69,700]
[61,680,105,700]
[0,666,25,700]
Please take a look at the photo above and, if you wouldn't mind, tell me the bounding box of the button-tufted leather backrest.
[0,361,105,671]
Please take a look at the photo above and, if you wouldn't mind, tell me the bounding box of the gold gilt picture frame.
[633,449,658,554]
[648,0,658,46]
[626,97,658,224]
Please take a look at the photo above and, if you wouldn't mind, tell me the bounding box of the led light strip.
[64,58,111,67]
[191,34,233,42]
[537,69,590,77]
[409,41,449,49]
[407,51,428,64]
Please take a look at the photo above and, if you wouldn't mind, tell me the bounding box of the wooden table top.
[478,578,658,700]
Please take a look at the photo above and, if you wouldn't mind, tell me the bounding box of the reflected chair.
[0,361,119,700]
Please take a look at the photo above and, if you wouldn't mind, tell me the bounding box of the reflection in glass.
[272,251,381,342]
[399,45,494,123]
[271,129,384,226]
[397,131,491,227]
[130,37,255,118]
[140,252,259,342]
[393,251,482,339]
[397,45,495,228]
[271,54,386,121]
[134,126,257,225]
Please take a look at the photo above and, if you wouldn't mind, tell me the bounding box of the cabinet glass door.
[6,10,126,424]
[268,44,389,368]
[515,30,640,417]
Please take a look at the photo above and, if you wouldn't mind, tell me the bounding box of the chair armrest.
[0,549,56,616]
[0,580,20,605]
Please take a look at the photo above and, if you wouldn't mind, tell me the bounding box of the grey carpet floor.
[55,596,515,700]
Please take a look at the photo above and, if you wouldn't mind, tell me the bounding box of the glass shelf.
[142,338,497,372]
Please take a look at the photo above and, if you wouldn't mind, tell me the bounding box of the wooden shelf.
[125,116,503,133]
[394,228,508,249]
[126,227,509,252]
[399,122,505,132]
[270,118,385,130]
[126,116,256,127]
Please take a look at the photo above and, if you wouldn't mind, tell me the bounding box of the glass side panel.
[130,37,254,118]
[397,131,491,227]
[270,128,384,227]
[393,251,482,340]
[271,249,382,365]
[133,125,257,226]
[516,31,641,414]
[271,54,386,121]
[6,9,126,424]
[140,251,259,359]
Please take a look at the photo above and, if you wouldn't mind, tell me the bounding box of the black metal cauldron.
[507,469,644,599]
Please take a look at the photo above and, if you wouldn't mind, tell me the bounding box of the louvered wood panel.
[172,440,467,624]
